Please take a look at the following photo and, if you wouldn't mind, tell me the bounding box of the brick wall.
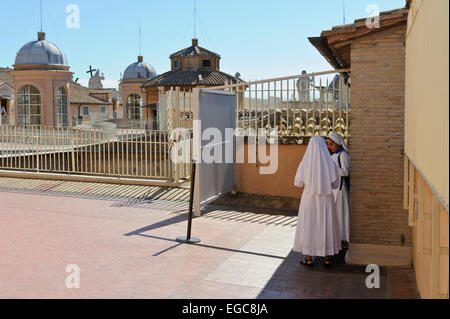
[350,24,412,245]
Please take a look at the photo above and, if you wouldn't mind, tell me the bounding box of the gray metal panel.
[198,90,236,204]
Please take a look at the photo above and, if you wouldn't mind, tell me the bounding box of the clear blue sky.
[1,0,405,88]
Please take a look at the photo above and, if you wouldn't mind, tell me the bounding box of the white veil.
[328,133,349,153]
[294,136,339,195]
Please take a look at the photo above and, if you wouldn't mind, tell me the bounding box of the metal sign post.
[176,160,200,244]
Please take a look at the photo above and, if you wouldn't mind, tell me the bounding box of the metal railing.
[0,125,178,180]
[162,88,193,132]
[164,88,193,181]
[204,69,351,140]
[115,118,160,130]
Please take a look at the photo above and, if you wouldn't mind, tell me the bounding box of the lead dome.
[123,56,157,80]
[15,32,68,66]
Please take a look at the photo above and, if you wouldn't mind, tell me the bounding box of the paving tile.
[0,178,420,299]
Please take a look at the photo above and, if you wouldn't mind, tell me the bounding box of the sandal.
[324,257,332,267]
[300,257,314,267]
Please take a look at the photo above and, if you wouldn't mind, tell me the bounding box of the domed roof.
[123,56,157,80]
[15,32,68,66]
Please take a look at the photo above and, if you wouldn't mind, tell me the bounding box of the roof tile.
[143,69,243,87]
[69,82,112,105]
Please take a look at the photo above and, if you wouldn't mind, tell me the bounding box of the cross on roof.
[86,65,97,77]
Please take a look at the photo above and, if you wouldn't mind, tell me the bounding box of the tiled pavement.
[0,177,190,209]
[0,177,419,299]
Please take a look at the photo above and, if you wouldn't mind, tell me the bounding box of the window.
[1,99,7,117]
[100,106,106,113]
[126,94,143,120]
[18,85,41,126]
[56,87,68,127]
[202,59,211,68]
[82,105,89,116]
[174,60,180,69]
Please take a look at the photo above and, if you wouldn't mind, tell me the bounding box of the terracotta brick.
[349,25,411,246]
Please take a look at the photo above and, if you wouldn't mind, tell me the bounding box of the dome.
[123,56,157,80]
[15,32,68,66]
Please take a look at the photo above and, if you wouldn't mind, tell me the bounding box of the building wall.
[11,69,72,127]
[350,24,411,245]
[407,162,449,299]
[69,104,112,124]
[171,56,220,71]
[236,144,307,200]
[89,92,109,101]
[405,0,449,210]
[405,0,449,299]
[120,82,148,121]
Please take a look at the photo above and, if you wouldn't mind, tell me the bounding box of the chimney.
[192,38,198,46]
[138,56,144,62]
[38,32,46,41]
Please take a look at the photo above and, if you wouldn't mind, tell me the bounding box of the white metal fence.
[0,70,350,183]
[162,88,194,132]
[204,69,351,140]
[0,126,179,180]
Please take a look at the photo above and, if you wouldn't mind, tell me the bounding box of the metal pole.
[176,159,200,244]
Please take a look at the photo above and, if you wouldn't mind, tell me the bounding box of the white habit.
[329,133,351,243]
[292,137,341,257]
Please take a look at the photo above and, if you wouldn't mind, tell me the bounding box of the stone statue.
[296,70,311,103]
[88,70,105,89]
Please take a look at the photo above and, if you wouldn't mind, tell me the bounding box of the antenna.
[194,0,197,38]
[139,21,142,56]
[343,0,346,25]
[40,0,43,32]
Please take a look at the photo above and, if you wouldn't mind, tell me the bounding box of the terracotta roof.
[170,39,220,58]
[0,68,13,87]
[88,88,117,94]
[308,36,345,70]
[142,69,243,88]
[69,82,112,105]
[309,7,409,69]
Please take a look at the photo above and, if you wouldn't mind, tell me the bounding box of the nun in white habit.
[293,136,341,267]
[326,133,350,248]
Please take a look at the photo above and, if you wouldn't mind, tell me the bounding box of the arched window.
[56,86,68,127]
[126,94,143,120]
[18,85,42,126]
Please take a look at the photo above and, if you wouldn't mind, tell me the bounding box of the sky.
[1,0,405,89]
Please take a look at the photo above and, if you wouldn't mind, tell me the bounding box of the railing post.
[71,135,75,173]
[36,134,40,173]
[166,88,176,181]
